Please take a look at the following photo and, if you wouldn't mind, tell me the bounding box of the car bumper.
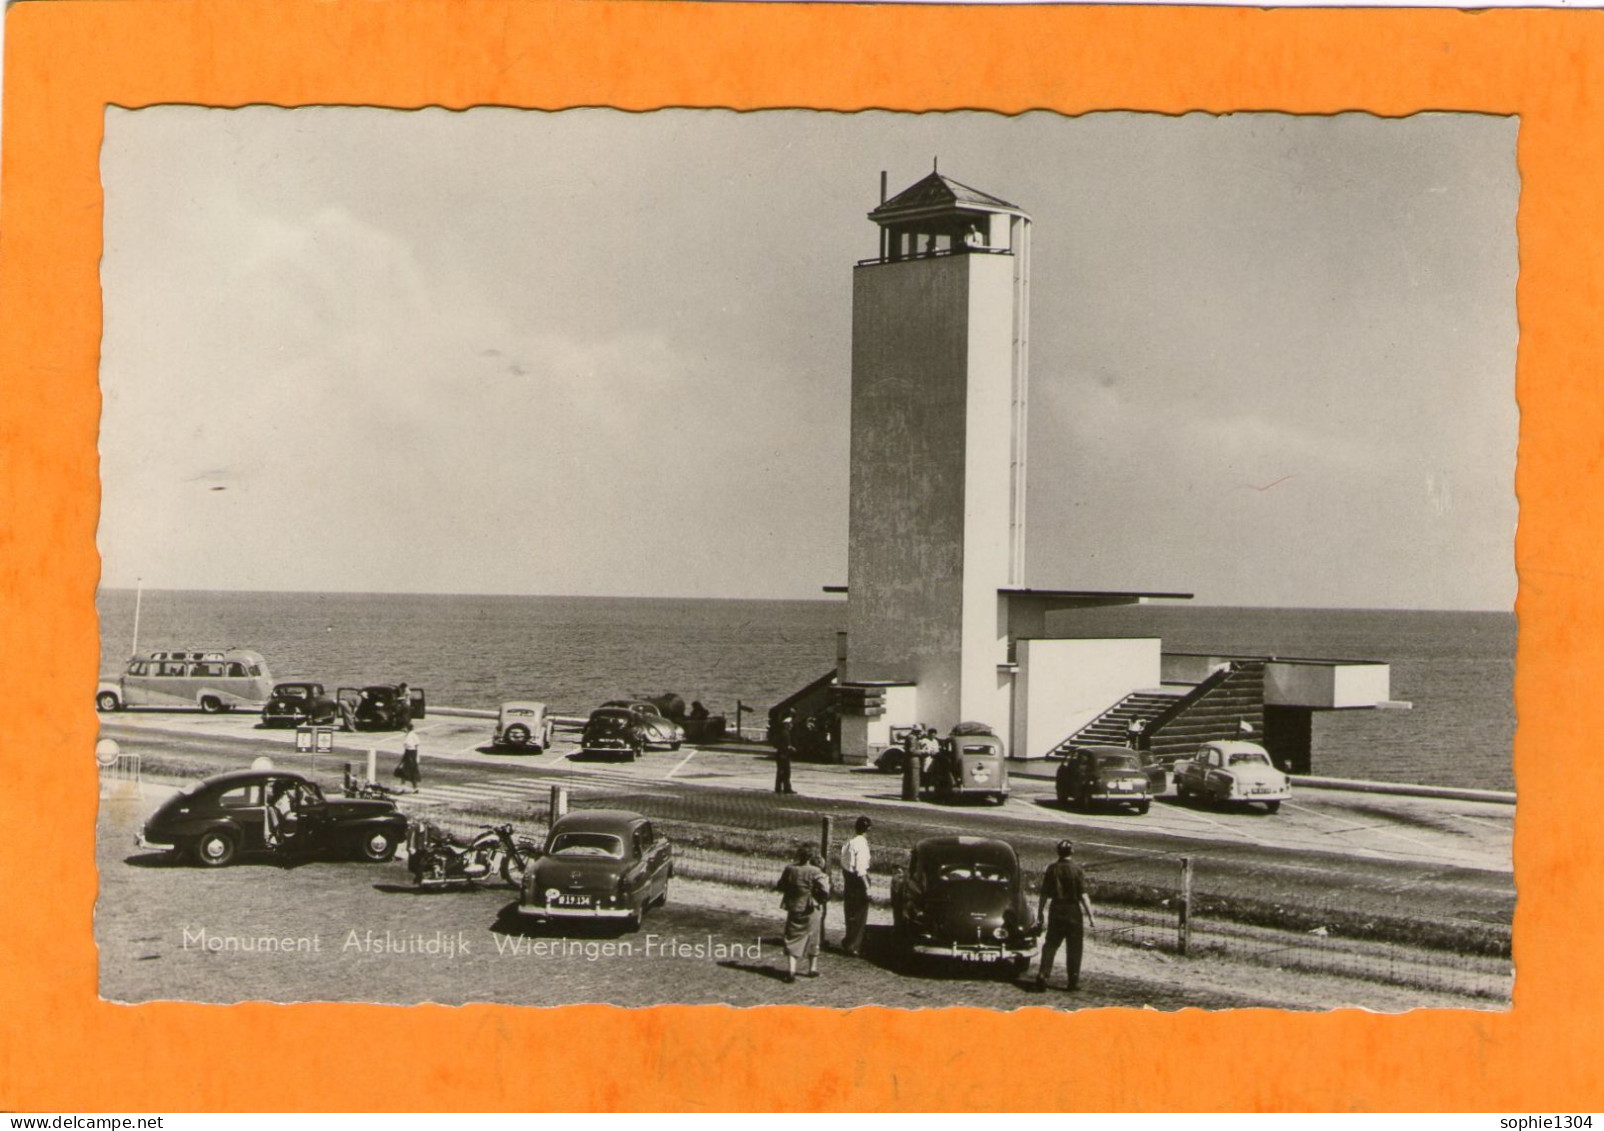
[137,833,175,851]
[1230,788,1292,802]
[1088,789,1149,803]
[911,939,1039,962]
[517,904,633,919]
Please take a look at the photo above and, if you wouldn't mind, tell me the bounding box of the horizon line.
[93,584,1516,615]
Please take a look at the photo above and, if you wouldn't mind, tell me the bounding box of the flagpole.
[130,578,143,659]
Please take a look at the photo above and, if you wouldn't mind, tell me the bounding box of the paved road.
[98,708,1515,868]
[97,709,1515,937]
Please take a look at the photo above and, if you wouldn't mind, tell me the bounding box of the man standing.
[839,816,873,955]
[1036,839,1095,992]
[774,712,795,795]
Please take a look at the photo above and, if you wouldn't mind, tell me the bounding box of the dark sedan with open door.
[137,769,407,867]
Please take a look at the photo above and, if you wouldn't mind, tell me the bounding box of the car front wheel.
[199,695,223,714]
[195,830,237,867]
[359,830,398,862]
[97,691,121,712]
[1135,800,1151,815]
[1264,800,1282,814]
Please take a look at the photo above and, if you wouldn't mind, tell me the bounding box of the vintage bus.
[97,649,275,713]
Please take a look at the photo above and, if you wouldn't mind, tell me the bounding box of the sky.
[98,108,1518,609]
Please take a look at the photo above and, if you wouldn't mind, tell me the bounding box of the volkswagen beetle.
[890,835,1040,974]
[517,810,673,928]
[600,700,685,750]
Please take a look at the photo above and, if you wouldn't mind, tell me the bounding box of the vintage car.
[138,769,407,867]
[890,836,1040,974]
[1174,740,1291,813]
[261,681,340,728]
[337,684,427,731]
[921,723,1010,805]
[1055,745,1153,814]
[600,700,685,750]
[517,809,673,928]
[493,700,555,751]
[579,707,649,760]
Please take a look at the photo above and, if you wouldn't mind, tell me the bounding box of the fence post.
[902,749,921,800]
[366,747,377,785]
[820,815,833,860]
[1178,855,1193,956]
[551,784,569,821]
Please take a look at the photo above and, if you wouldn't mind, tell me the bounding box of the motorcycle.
[343,769,404,801]
[405,820,541,889]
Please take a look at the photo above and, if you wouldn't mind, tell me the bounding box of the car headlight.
[991,926,1009,940]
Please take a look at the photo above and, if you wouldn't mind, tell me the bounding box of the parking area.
[98,707,1514,873]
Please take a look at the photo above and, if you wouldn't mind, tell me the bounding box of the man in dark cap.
[1035,839,1095,991]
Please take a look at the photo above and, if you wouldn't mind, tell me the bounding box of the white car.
[493,701,554,751]
[1174,740,1291,813]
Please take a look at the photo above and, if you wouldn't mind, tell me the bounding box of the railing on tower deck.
[856,245,1015,267]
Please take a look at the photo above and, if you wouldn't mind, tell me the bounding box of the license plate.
[552,893,593,907]
[958,950,1001,962]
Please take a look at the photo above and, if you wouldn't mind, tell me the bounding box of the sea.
[94,590,1516,792]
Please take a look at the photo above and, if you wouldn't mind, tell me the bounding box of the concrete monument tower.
[837,170,1032,759]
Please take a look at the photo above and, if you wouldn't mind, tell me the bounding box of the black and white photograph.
[92,107,1517,1011]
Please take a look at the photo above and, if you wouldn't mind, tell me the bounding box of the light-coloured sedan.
[1174,740,1291,813]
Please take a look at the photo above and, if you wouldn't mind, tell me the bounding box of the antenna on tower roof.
[933,156,939,173]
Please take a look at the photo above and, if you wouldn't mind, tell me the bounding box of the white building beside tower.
[800,169,1396,769]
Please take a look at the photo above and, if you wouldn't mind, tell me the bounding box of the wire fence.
[406,772,1512,1000]
[124,748,1509,1000]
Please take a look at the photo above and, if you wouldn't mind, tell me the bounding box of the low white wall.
[1014,638,1161,759]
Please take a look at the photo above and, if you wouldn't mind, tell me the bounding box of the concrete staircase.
[1053,660,1268,760]
[1051,690,1184,753]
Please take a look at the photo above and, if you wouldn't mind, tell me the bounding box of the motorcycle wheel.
[500,853,528,886]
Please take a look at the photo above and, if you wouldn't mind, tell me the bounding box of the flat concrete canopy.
[821,587,1194,606]
[998,587,1194,612]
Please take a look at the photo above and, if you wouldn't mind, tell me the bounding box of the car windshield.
[1097,753,1139,770]
[549,832,625,858]
[277,686,310,699]
[505,709,535,718]
[929,861,1010,884]
[1229,752,1271,766]
[959,744,995,756]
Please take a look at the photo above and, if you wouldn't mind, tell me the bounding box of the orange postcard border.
[0,0,1594,1112]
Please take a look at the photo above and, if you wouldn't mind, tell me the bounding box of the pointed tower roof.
[868,171,1029,226]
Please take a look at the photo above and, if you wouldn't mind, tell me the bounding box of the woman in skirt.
[394,724,422,793]
[774,843,827,983]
